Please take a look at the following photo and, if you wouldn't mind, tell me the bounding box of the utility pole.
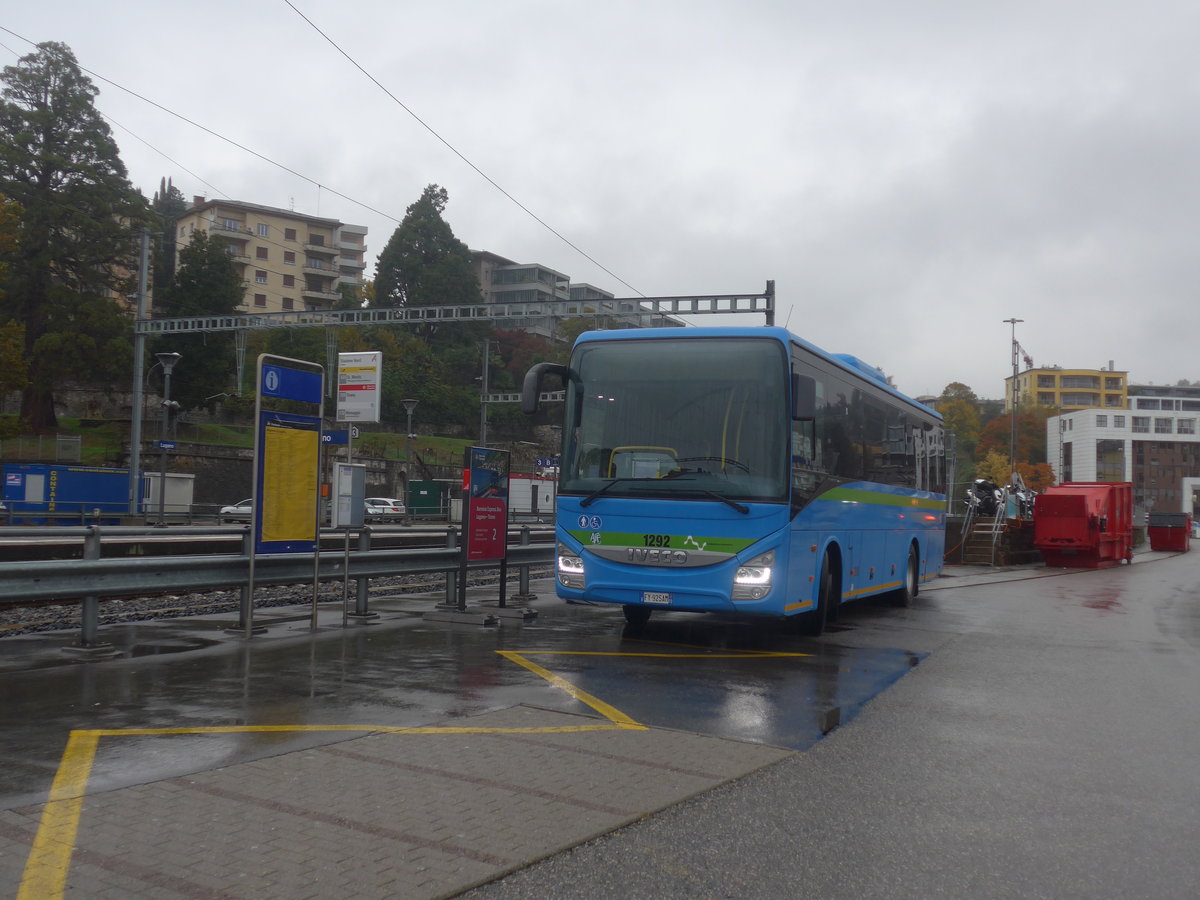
[128,228,150,515]
[155,352,181,525]
[479,340,491,447]
[1004,317,1024,478]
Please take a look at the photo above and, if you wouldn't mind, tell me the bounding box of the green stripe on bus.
[566,531,756,553]
[818,487,945,511]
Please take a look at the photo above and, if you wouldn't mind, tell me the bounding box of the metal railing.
[1,524,554,647]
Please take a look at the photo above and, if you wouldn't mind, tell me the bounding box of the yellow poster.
[262,423,318,543]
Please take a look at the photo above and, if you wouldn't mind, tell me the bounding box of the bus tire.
[622,605,652,628]
[798,554,834,636]
[892,545,918,608]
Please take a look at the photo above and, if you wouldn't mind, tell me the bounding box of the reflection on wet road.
[0,591,931,808]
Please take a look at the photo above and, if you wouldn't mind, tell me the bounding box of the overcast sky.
[4,1,1199,400]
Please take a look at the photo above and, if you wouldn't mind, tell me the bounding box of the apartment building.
[171,198,367,314]
[1006,365,1128,413]
[469,251,680,338]
[1047,385,1200,516]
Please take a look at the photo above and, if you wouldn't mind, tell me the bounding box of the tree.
[936,382,984,488]
[939,382,979,404]
[1017,461,1055,492]
[151,230,244,410]
[0,42,147,429]
[151,176,189,285]
[372,184,492,430]
[937,384,982,453]
[976,407,1053,466]
[976,449,1012,485]
[0,318,29,395]
[373,185,481,313]
[0,196,27,406]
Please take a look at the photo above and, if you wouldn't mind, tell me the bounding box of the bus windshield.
[561,337,789,502]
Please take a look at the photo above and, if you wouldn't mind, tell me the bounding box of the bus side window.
[792,420,815,468]
[912,425,926,490]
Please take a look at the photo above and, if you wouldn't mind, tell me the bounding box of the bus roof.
[573,326,941,419]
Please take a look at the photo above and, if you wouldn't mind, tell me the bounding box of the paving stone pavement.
[4,705,792,899]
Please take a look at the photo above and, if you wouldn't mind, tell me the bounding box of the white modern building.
[1048,386,1200,516]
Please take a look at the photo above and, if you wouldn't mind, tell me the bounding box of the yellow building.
[1005,366,1127,412]
[171,198,367,314]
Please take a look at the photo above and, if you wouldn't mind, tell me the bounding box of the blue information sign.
[261,364,323,404]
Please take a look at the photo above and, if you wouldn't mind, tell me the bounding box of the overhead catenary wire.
[0,27,403,225]
[280,0,643,297]
[0,23,643,297]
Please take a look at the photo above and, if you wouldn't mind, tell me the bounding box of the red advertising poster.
[464,447,510,561]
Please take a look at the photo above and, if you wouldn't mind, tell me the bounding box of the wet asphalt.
[2,549,1198,897]
[463,551,1200,899]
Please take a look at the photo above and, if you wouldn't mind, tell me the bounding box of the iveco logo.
[627,548,689,566]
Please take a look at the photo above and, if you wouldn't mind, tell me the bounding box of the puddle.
[129,637,221,656]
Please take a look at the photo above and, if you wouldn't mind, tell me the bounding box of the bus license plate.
[642,591,672,605]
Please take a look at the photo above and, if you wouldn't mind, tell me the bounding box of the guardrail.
[1,524,555,648]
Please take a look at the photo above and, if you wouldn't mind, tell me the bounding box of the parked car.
[364,497,405,523]
[219,499,253,523]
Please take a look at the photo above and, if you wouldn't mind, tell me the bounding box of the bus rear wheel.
[622,605,652,628]
[892,546,918,608]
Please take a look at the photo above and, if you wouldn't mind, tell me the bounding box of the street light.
[155,352,181,525]
[1003,318,1023,480]
[479,340,491,447]
[402,398,418,459]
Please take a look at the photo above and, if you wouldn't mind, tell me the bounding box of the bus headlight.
[733,550,775,601]
[557,543,585,589]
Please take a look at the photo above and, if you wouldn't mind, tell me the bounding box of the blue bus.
[522,326,947,634]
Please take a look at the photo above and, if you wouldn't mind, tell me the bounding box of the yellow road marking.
[496,650,645,729]
[517,650,812,659]
[18,730,98,900]
[21,645,807,897]
[61,723,630,738]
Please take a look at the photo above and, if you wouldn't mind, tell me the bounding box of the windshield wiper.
[579,477,660,507]
[674,455,750,473]
[661,469,749,512]
[580,474,750,514]
[691,489,750,514]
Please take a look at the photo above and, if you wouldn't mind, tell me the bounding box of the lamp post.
[402,398,418,467]
[1003,318,1023,479]
[403,400,417,511]
[155,352,181,525]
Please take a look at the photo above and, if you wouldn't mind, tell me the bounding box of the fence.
[0,434,84,462]
[0,524,554,648]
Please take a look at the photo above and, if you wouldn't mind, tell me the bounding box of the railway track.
[0,524,556,637]
[0,566,555,637]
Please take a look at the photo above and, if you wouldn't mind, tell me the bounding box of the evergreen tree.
[373,185,481,313]
[0,41,148,429]
[0,197,27,409]
[152,230,244,411]
[372,184,493,429]
[151,176,189,285]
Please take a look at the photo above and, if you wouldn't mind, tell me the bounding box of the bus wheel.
[623,605,652,628]
[798,555,833,636]
[892,546,918,608]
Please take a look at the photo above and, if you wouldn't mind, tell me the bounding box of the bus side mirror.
[522,362,569,414]
[792,373,816,420]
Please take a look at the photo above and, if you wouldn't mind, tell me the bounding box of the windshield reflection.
[562,338,788,502]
